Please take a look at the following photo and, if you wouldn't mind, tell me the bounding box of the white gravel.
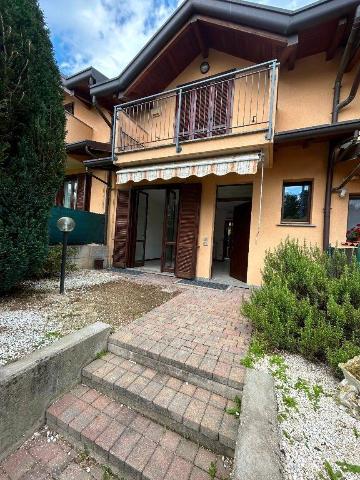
[23,269,121,292]
[0,310,60,366]
[255,353,360,480]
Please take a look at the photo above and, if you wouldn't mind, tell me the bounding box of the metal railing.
[113,60,278,155]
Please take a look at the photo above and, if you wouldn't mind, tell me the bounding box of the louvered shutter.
[113,190,131,268]
[210,79,234,136]
[175,184,202,279]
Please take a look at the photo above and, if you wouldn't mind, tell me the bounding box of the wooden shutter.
[210,79,234,136]
[113,190,131,268]
[175,184,202,279]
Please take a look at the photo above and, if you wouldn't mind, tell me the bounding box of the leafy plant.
[32,244,77,279]
[242,239,360,376]
[240,336,267,368]
[208,461,217,479]
[353,427,359,439]
[294,378,324,410]
[336,460,360,474]
[225,395,242,417]
[96,350,107,360]
[318,461,344,479]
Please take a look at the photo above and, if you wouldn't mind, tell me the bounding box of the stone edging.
[233,369,283,480]
[0,321,111,461]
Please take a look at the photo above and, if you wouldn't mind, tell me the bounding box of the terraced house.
[59,0,360,285]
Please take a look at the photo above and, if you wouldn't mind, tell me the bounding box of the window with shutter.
[175,184,202,279]
[113,190,131,268]
[178,79,234,142]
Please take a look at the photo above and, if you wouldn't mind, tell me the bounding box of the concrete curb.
[0,321,111,460]
[233,369,283,480]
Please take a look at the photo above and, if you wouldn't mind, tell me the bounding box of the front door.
[230,202,252,282]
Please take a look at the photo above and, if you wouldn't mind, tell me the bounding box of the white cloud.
[39,0,315,79]
[39,0,181,78]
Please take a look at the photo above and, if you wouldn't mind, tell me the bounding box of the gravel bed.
[255,353,360,480]
[23,269,121,292]
[0,310,60,366]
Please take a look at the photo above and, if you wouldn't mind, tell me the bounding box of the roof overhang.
[274,119,360,144]
[62,67,109,104]
[83,157,116,171]
[91,0,359,103]
[66,140,112,157]
[116,152,262,184]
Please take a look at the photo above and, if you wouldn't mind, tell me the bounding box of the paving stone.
[109,427,141,466]
[115,405,137,426]
[81,414,111,442]
[143,422,166,443]
[130,415,151,435]
[95,419,125,453]
[199,405,223,440]
[190,466,209,480]
[176,438,198,462]
[126,436,157,473]
[165,456,193,480]
[160,430,181,453]
[194,447,218,471]
[59,463,92,480]
[183,399,207,432]
[168,392,192,422]
[2,449,35,480]
[143,446,173,480]
[153,386,177,409]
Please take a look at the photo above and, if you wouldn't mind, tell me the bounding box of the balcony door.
[161,189,179,273]
[179,79,234,141]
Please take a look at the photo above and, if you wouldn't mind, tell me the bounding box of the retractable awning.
[116,152,262,184]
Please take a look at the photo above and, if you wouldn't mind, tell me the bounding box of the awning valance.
[117,152,262,184]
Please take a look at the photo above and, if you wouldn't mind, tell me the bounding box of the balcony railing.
[113,60,278,156]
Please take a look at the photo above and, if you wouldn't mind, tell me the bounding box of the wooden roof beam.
[191,19,209,59]
[326,18,347,61]
[279,35,298,71]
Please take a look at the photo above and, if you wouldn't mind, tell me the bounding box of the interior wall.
[144,189,166,260]
[213,205,232,261]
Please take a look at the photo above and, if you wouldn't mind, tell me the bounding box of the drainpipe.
[324,7,360,250]
[332,5,360,123]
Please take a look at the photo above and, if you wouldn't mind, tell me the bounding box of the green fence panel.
[49,207,105,245]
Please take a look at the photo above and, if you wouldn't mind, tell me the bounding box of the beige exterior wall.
[64,92,111,144]
[108,48,360,282]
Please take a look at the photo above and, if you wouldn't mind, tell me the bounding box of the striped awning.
[116,152,262,184]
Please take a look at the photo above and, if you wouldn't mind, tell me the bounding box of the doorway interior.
[131,187,180,274]
[212,184,253,284]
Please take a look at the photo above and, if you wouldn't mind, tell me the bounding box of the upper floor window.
[281,181,312,223]
[64,102,74,115]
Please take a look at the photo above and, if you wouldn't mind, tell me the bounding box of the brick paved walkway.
[110,283,252,389]
[1,274,251,480]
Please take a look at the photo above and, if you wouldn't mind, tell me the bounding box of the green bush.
[32,245,77,279]
[242,239,360,375]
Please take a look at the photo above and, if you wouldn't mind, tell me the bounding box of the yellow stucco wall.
[64,92,111,144]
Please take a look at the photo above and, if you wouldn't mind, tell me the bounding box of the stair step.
[46,386,233,480]
[82,353,239,456]
[108,333,245,396]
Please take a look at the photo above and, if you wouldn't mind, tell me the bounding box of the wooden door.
[113,190,131,268]
[230,202,252,282]
[175,184,202,279]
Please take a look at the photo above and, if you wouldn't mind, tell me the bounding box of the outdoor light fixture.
[338,188,347,198]
[200,61,210,74]
[57,216,76,294]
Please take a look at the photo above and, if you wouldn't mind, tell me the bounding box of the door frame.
[133,191,149,267]
[128,184,181,271]
[161,188,180,273]
[212,183,254,280]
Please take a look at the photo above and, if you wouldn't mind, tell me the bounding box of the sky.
[38,0,317,80]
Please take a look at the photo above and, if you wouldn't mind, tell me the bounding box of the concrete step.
[46,386,233,480]
[82,353,239,456]
[108,333,245,397]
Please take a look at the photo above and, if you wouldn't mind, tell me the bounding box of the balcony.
[65,112,93,144]
[113,60,278,163]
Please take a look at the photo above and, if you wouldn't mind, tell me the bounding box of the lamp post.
[57,217,76,294]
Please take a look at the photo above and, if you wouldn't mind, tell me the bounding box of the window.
[347,196,360,231]
[63,178,78,209]
[64,102,74,115]
[281,181,312,223]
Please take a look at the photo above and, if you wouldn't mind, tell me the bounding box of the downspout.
[332,5,360,123]
[324,7,360,250]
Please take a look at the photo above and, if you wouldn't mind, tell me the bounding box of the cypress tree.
[0,0,65,293]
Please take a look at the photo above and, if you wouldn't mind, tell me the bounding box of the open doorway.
[212,184,252,284]
[131,187,180,273]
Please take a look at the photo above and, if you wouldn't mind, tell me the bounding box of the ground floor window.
[55,173,90,211]
[347,195,360,241]
[281,181,312,223]
[63,178,78,209]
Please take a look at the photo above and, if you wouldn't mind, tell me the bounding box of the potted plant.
[346,224,360,244]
